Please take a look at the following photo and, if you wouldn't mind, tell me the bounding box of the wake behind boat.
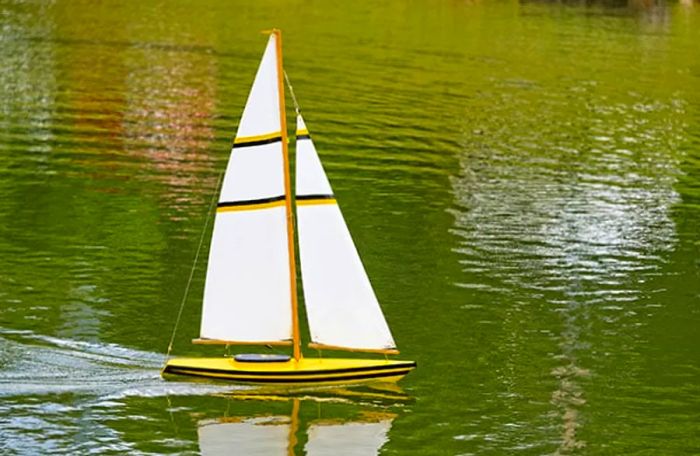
[162,29,415,385]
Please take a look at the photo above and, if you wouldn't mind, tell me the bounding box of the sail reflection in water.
[199,415,291,456]
[197,393,399,456]
[305,418,394,456]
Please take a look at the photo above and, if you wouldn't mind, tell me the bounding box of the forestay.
[295,115,397,351]
[199,34,292,344]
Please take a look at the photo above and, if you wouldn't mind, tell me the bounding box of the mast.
[273,29,301,361]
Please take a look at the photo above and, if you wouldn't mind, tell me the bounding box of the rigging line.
[163,168,225,368]
[283,70,301,115]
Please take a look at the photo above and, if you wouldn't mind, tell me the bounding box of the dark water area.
[1,0,699,454]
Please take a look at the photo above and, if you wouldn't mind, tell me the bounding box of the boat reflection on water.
[196,383,408,455]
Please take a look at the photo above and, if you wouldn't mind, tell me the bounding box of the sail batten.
[295,114,397,352]
[199,34,292,344]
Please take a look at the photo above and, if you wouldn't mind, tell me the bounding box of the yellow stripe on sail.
[296,129,309,136]
[217,199,286,212]
[234,131,283,145]
[296,198,337,206]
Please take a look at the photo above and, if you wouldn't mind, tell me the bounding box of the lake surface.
[1,0,699,454]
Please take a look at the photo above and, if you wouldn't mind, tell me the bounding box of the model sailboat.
[162,30,415,384]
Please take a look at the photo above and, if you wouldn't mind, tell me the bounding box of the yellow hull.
[162,357,416,385]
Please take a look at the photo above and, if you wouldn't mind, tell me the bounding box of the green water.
[1,0,699,454]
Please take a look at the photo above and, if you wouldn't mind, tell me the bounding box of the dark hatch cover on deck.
[233,353,291,363]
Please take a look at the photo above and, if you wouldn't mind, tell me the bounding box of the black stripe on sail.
[218,195,286,208]
[233,135,283,148]
[296,194,335,201]
[296,134,311,140]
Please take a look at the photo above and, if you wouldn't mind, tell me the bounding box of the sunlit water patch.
[448,68,687,453]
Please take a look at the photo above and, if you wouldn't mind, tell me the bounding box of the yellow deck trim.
[234,131,283,145]
[217,199,286,212]
[296,198,337,206]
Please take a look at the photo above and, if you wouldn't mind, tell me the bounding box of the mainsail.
[295,115,397,352]
[199,34,292,344]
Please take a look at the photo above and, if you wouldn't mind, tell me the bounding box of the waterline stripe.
[165,361,416,377]
[164,368,412,383]
[163,366,414,383]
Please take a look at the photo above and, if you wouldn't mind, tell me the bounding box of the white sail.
[198,418,289,456]
[295,115,397,351]
[199,34,292,343]
[304,419,394,455]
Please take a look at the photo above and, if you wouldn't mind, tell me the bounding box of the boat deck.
[163,357,416,385]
